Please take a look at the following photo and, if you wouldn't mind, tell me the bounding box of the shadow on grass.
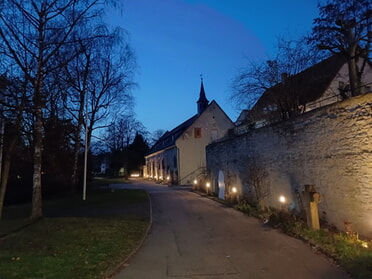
[1,188,149,236]
[0,188,150,279]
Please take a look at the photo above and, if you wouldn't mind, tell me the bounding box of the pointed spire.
[197,74,209,114]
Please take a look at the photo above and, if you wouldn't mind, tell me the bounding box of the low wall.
[206,94,372,237]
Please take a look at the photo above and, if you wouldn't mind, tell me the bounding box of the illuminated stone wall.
[206,93,372,237]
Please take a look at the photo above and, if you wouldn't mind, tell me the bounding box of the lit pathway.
[113,180,349,279]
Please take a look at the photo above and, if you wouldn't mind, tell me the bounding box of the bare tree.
[308,0,371,96]
[102,114,145,153]
[0,0,117,219]
[231,37,322,118]
[244,156,269,211]
[149,129,166,147]
[60,29,136,190]
[0,75,32,219]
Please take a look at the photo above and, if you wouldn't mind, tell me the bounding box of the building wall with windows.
[144,79,234,185]
[176,101,234,185]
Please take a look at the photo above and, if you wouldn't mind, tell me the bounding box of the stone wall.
[206,94,372,237]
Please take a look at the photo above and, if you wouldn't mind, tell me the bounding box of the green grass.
[297,228,372,279]
[233,201,372,278]
[89,176,130,188]
[0,188,150,279]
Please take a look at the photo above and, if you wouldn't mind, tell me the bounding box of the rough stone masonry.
[206,93,372,237]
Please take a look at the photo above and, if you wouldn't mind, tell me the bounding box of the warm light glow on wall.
[279,195,286,203]
[232,187,237,193]
[194,179,198,184]
[206,182,210,188]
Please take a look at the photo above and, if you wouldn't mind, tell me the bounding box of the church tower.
[197,76,209,115]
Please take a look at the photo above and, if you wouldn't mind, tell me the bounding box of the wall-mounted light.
[232,187,237,193]
[279,195,286,203]
[206,182,210,188]
[194,179,198,185]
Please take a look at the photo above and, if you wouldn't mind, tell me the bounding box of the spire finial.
[200,73,203,82]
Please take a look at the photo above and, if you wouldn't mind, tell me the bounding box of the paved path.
[113,180,349,279]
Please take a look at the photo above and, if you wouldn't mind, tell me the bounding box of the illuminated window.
[194,127,202,138]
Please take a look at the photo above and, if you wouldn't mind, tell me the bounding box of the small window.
[194,127,202,138]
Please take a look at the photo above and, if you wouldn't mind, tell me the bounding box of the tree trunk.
[31,103,43,220]
[347,56,362,97]
[0,119,5,219]
[0,142,15,219]
[71,125,81,193]
[71,92,87,193]
[31,65,44,219]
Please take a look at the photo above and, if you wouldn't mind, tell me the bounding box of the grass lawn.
[0,186,150,279]
[234,202,372,279]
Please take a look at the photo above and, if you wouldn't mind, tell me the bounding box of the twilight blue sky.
[108,0,324,134]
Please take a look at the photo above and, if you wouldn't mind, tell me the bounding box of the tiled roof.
[253,54,347,111]
[146,114,198,155]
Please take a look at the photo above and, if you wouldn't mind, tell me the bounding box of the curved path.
[113,180,349,279]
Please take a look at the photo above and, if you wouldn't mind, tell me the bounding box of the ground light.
[279,195,287,211]
[206,182,210,194]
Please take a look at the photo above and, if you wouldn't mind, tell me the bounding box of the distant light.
[130,173,140,177]
[159,175,163,180]
[194,179,198,184]
[167,176,170,181]
[206,182,210,188]
[232,187,237,193]
[279,196,286,203]
[361,241,368,248]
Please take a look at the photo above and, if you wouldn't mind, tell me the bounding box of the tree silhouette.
[309,0,371,96]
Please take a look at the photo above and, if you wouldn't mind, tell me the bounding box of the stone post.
[302,185,321,230]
